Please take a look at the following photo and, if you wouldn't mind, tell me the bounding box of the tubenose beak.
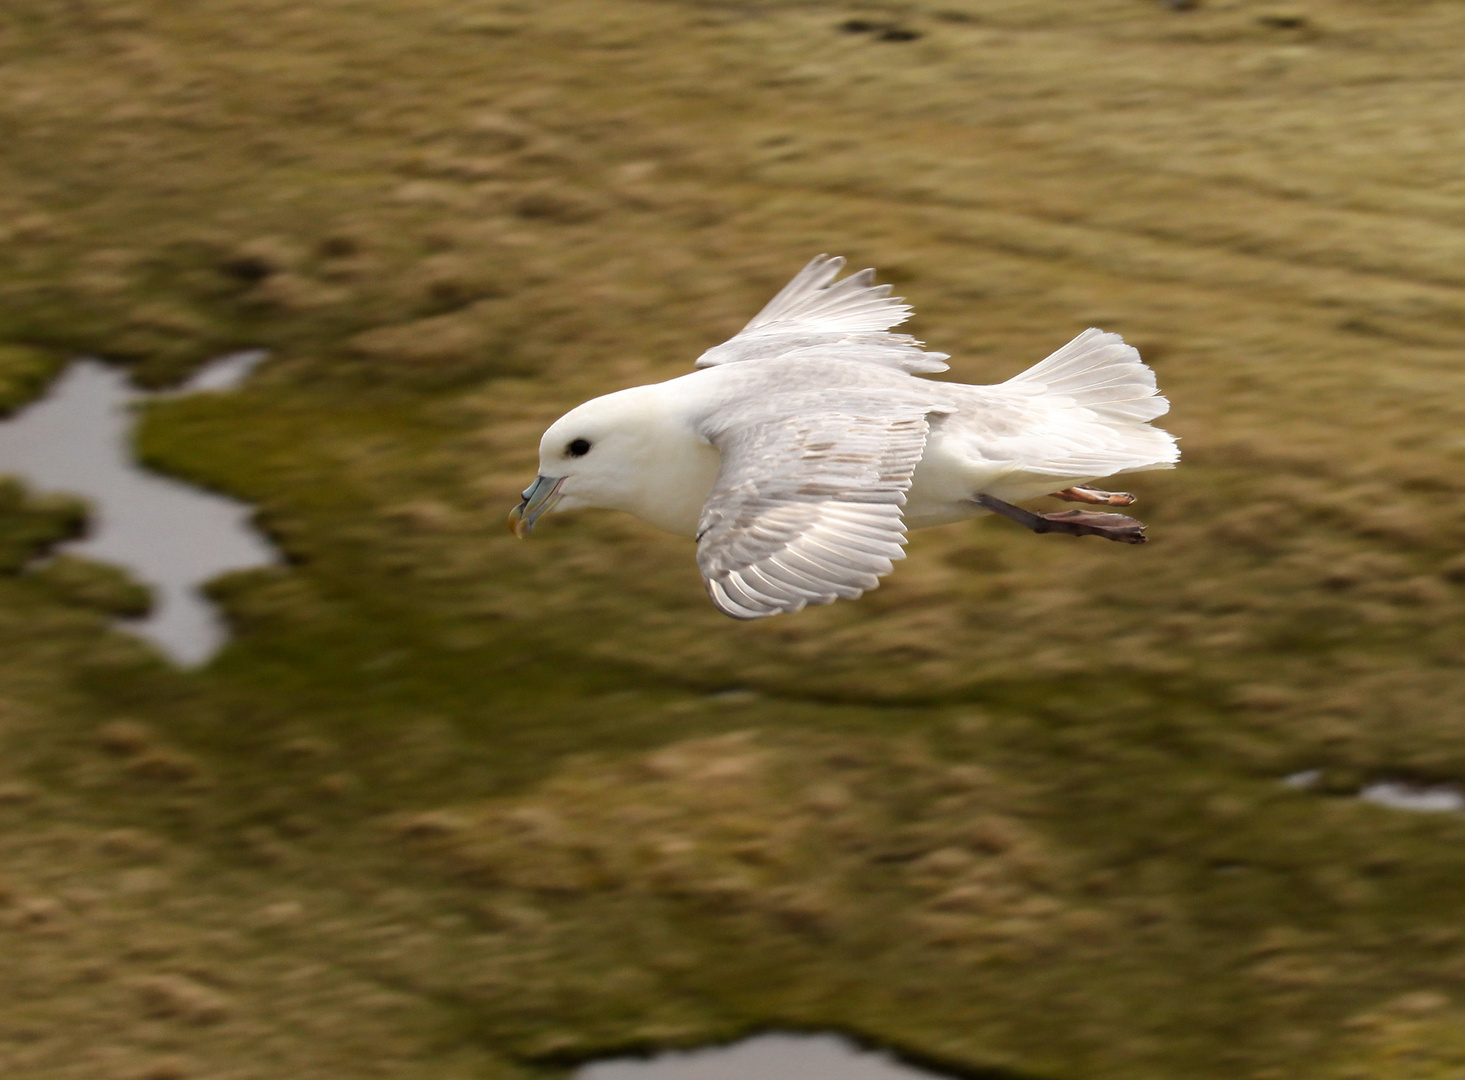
[508,475,566,537]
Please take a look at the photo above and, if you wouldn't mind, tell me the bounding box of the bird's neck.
[621,381,722,537]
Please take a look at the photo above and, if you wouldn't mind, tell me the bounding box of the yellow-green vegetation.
[4,0,1465,1077]
[0,478,85,572]
[28,554,152,618]
[0,345,63,416]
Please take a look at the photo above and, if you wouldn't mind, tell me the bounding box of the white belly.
[902,429,1091,532]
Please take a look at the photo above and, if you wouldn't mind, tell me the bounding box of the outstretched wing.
[695,387,943,619]
[694,255,950,375]
[738,253,914,335]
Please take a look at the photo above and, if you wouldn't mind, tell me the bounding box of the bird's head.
[510,384,684,537]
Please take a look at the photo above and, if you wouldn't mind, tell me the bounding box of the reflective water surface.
[1284,770,1465,814]
[576,1033,946,1080]
[0,353,278,666]
[1360,781,1465,814]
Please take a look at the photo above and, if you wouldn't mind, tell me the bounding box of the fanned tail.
[1006,328,1169,424]
[996,328,1179,478]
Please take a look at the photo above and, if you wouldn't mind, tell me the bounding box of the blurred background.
[3,1,1465,1077]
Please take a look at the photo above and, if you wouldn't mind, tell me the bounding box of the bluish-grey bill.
[508,475,565,537]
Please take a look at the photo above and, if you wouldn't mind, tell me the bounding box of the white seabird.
[511,255,1179,619]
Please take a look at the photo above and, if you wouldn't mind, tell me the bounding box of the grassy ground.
[4,0,1465,1077]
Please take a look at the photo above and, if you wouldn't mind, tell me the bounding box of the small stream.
[0,352,278,667]
[576,1033,947,1080]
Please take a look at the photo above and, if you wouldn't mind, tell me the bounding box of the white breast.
[630,436,721,536]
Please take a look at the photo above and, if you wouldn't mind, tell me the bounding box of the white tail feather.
[1007,328,1169,424]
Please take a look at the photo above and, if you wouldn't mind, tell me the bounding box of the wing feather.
[695,393,939,619]
[742,259,911,334]
[694,255,950,374]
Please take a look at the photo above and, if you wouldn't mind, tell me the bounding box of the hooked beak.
[509,475,565,537]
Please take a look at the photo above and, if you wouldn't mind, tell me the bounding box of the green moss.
[0,343,61,416]
[0,476,86,573]
[27,554,152,617]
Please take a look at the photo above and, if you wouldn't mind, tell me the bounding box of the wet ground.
[0,355,276,665]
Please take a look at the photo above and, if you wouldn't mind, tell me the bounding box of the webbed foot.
[975,494,1147,544]
[1050,486,1136,507]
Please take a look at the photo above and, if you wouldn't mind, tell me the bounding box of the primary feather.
[694,254,950,375]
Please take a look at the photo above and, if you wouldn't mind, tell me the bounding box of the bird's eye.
[566,438,592,457]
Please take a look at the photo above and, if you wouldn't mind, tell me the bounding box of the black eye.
[566,438,592,457]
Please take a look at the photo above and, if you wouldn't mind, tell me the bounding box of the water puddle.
[1283,770,1465,814]
[0,352,278,667]
[576,1033,947,1080]
[1282,770,1321,790]
[1359,781,1465,814]
[173,349,268,394]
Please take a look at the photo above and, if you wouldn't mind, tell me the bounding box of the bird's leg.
[974,494,1147,544]
[1049,486,1136,507]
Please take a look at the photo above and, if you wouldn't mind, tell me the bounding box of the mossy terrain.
[28,555,153,619]
[4,0,1465,1077]
[0,345,64,417]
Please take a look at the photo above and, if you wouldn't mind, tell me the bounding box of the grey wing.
[694,255,950,375]
[695,393,939,619]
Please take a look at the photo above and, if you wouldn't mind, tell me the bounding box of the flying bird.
[511,256,1178,619]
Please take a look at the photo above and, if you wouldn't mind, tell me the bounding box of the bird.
[510,255,1178,619]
